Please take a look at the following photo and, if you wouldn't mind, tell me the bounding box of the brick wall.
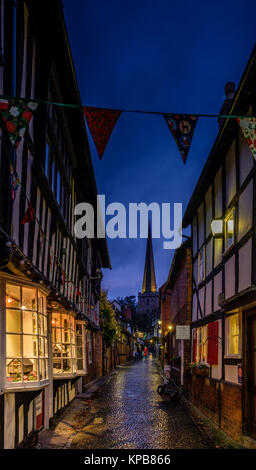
[187,375,243,440]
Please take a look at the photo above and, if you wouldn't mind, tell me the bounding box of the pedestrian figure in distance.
[144,346,148,359]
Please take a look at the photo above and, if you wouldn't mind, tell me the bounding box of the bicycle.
[157,377,184,401]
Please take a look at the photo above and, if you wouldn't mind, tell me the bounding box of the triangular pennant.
[83,106,121,159]
[237,117,256,159]
[77,287,81,297]
[20,200,35,224]
[164,114,198,163]
[0,98,38,148]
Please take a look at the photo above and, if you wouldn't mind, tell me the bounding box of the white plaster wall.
[4,393,15,449]
[18,405,24,444]
[198,286,205,316]
[225,365,241,385]
[239,128,254,185]
[212,320,222,380]
[206,239,213,276]
[192,293,198,321]
[214,272,222,312]
[28,401,33,434]
[198,203,205,248]
[205,281,212,316]
[238,238,252,292]
[205,186,212,238]
[214,238,223,268]
[238,181,253,241]
[214,167,223,217]
[225,255,235,299]
[225,141,236,208]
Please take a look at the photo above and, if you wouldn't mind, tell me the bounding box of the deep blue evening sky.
[63,0,256,301]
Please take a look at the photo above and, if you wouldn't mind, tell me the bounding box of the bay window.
[76,322,87,373]
[5,282,48,386]
[52,311,77,375]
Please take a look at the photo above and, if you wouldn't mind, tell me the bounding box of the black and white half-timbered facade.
[0,0,110,448]
[183,46,256,441]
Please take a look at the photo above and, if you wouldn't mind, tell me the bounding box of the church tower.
[138,222,159,330]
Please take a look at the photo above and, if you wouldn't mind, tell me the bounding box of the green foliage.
[100,291,120,347]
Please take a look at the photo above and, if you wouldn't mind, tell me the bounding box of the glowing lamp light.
[211,219,224,237]
[168,325,173,330]
[158,320,162,325]
[21,306,26,310]
[159,329,162,334]
[227,219,234,235]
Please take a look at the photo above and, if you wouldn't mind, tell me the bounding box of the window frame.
[75,321,87,374]
[52,311,77,376]
[225,313,242,358]
[3,278,49,390]
[224,208,235,253]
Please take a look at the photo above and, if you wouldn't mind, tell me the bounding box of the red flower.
[6,121,16,133]
[22,110,32,121]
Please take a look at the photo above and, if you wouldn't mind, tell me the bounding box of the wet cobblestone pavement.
[67,357,209,449]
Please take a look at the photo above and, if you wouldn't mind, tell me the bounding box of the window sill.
[4,379,50,393]
[77,371,87,376]
[53,373,77,380]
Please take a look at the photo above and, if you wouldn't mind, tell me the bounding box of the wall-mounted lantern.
[210,218,224,237]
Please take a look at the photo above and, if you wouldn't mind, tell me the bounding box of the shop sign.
[176,325,190,340]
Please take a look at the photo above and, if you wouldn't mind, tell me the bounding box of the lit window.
[6,284,48,385]
[225,313,241,357]
[198,247,205,283]
[52,312,77,374]
[76,322,87,373]
[225,210,235,251]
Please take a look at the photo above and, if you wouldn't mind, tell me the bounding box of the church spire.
[142,222,157,293]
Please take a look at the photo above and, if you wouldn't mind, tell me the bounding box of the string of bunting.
[1,95,256,163]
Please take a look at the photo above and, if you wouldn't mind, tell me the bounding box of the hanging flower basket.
[193,368,209,377]
[188,362,209,377]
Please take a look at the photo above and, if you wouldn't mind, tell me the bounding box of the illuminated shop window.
[225,313,241,357]
[52,312,77,374]
[6,284,48,385]
[76,322,87,373]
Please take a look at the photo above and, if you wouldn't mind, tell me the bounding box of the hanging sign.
[176,325,190,340]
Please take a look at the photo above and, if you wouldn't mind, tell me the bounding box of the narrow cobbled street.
[38,358,210,449]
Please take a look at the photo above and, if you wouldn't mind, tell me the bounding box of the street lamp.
[210,218,224,237]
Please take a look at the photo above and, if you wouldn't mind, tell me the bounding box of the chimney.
[218,81,236,129]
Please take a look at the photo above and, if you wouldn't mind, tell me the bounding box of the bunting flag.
[77,287,81,297]
[237,117,256,159]
[20,200,35,224]
[0,98,38,148]
[164,114,198,163]
[83,106,122,159]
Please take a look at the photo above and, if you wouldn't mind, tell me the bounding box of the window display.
[5,283,48,385]
[52,311,77,374]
